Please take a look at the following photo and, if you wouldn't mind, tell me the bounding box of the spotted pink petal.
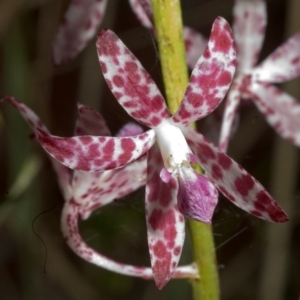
[249,83,300,147]
[73,155,147,220]
[73,103,113,198]
[173,17,236,125]
[252,31,300,83]
[184,27,208,70]
[128,0,153,29]
[218,75,243,152]
[183,127,289,223]
[75,103,111,136]
[97,30,170,128]
[73,102,123,217]
[74,107,144,212]
[53,0,108,65]
[177,167,218,224]
[233,0,266,72]
[146,144,185,289]
[61,200,197,279]
[37,128,156,172]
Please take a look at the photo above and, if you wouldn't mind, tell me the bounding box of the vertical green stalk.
[150,0,188,112]
[150,0,220,299]
[188,221,219,300]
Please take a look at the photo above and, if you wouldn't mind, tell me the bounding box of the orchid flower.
[33,18,288,288]
[218,0,300,152]
[52,0,206,67]
[2,96,198,282]
[160,0,300,151]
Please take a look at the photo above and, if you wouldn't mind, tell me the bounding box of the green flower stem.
[189,221,219,300]
[150,0,188,113]
[150,0,220,299]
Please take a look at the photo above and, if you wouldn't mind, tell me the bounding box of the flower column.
[150,0,219,299]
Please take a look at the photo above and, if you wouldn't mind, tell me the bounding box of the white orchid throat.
[155,121,192,175]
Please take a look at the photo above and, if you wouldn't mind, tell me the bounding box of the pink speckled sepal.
[73,156,147,220]
[62,200,157,278]
[73,103,112,199]
[233,0,266,73]
[73,108,146,219]
[250,83,300,147]
[177,167,218,224]
[146,144,185,289]
[97,29,171,128]
[252,32,300,83]
[37,128,156,172]
[62,199,198,279]
[173,17,236,125]
[53,0,108,65]
[73,106,146,216]
[183,127,289,223]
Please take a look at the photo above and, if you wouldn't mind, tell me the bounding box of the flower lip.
[177,166,219,224]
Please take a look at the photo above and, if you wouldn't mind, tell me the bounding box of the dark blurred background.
[0,0,299,299]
